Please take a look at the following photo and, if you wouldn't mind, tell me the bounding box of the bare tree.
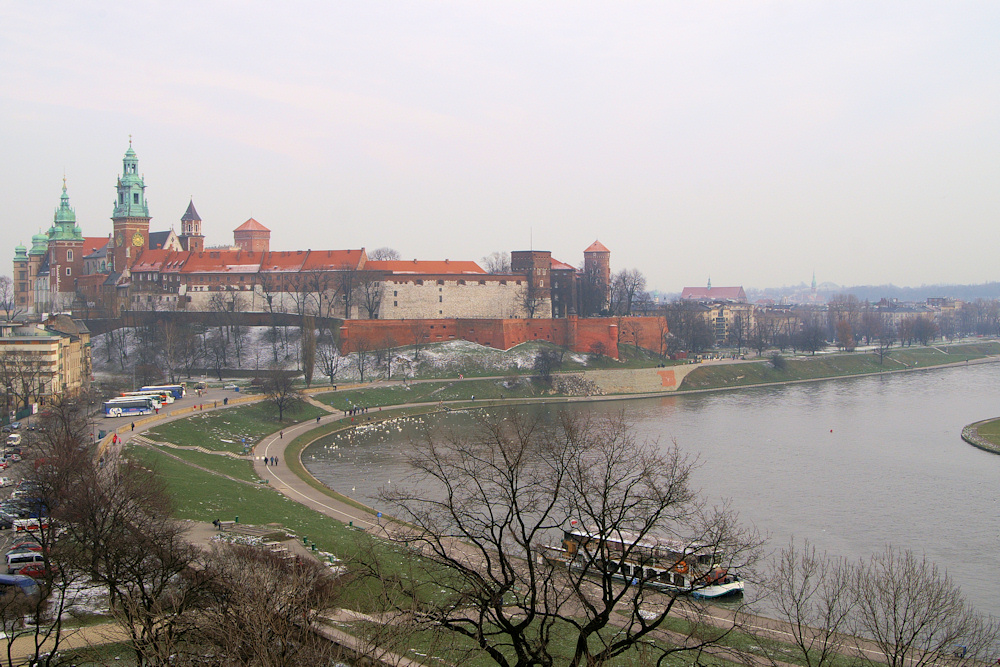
[358,270,384,318]
[873,313,896,364]
[316,331,342,384]
[335,263,359,320]
[610,268,646,316]
[195,543,347,666]
[58,449,213,666]
[519,276,544,319]
[763,539,854,667]
[374,409,762,667]
[481,251,511,274]
[409,321,430,361]
[262,367,302,422]
[369,246,401,261]
[0,276,23,322]
[301,316,316,387]
[353,334,375,383]
[850,546,999,667]
[835,319,855,351]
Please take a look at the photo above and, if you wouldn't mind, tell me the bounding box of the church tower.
[179,199,204,252]
[111,138,151,272]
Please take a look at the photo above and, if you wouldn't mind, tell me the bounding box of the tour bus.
[122,390,173,404]
[139,384,185,400]
[101,397,155,418]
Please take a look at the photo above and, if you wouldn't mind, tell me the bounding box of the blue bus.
[102,397,155,418]
[139,384,185,400]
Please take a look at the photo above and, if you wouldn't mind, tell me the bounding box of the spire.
[811,271,817,290]
[707,276,712,289]
[181,198,201,222]
[113,139,149,218]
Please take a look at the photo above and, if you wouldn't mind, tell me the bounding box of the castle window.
[393,301,397,307]
[133,193,139,204]
[439,296,442,302]
[65,268,71,276]
[66,250,73,261]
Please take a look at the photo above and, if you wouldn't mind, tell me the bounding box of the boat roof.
[567,524,710,555]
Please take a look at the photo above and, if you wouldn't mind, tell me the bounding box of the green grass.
[145,400,326,453]
[974,418,1000,447]
[128,444,420,611]
[144,445,260,482]
[680,342,1000,391]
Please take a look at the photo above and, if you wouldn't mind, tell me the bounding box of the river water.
[304,363,1000,617]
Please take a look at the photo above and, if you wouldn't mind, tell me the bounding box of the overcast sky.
[2,2,998,292]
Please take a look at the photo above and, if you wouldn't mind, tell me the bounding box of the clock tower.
[111,138,151,272]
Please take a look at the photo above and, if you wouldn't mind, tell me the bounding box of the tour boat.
[539,521,744,600]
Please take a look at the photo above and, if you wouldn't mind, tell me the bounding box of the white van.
[5,434,20,447]
[6,551,44,574]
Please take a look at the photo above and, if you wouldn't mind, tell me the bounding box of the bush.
[770,353,787,371]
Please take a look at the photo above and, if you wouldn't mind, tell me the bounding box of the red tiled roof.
[680,286,747,302]
[131,249,173,272]
[550,258,575,271]
[584,240,610,253]
[181,250,264,274]
[366,259,485,275]
[300,249,367,272]
[260,251,309,273]
[82,237,110,254]
[233,218,270,233]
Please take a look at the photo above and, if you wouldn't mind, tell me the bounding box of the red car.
[17,562,57,580]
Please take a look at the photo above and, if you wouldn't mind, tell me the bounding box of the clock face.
[131,232,145,247]
[116,233,124,247]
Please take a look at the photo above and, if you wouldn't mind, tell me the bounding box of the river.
[303,363,1000,617]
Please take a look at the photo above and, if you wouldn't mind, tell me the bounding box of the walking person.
[130,422,135,431]
[279,430,283,439]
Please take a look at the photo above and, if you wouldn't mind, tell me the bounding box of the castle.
[14,142,613,326]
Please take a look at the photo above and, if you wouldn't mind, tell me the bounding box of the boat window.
[646,569,658,580]
[620,563,631,577]
[673,573,685,586]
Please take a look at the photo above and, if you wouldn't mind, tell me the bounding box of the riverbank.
[961,417,1000,455]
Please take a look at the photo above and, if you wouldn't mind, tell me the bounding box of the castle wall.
[339,315,664,360]
[380,276,546,320]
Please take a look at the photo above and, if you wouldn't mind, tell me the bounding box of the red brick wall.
[338,316,667,360]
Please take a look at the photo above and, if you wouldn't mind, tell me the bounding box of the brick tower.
[111,139,151,272]
[233,218,270,253]
[179,199,205,252]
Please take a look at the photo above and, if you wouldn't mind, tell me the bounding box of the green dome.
[28,233,48,256]
[53,182,76,224]
[13,244,27,261]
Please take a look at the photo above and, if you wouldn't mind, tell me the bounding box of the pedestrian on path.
[280,430,283,439]
[130,422,135,431]
[263,457,267,467]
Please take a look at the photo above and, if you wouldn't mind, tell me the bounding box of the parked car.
[8,423,20,431]
[0,514,13,530]
[5,434,20,447]
[6,551,45,574]
[0,574,40,599]
[17,562,57,580]
[6,541,42,556]
[0,477,13,488]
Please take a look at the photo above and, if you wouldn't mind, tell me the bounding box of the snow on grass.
[93,326,596,385]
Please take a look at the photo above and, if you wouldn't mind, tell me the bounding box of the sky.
[2,2,999,293]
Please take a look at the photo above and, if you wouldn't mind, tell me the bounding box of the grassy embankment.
[971,417,1000,449]
[679,341,1000,391]
[137,400,425,612]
